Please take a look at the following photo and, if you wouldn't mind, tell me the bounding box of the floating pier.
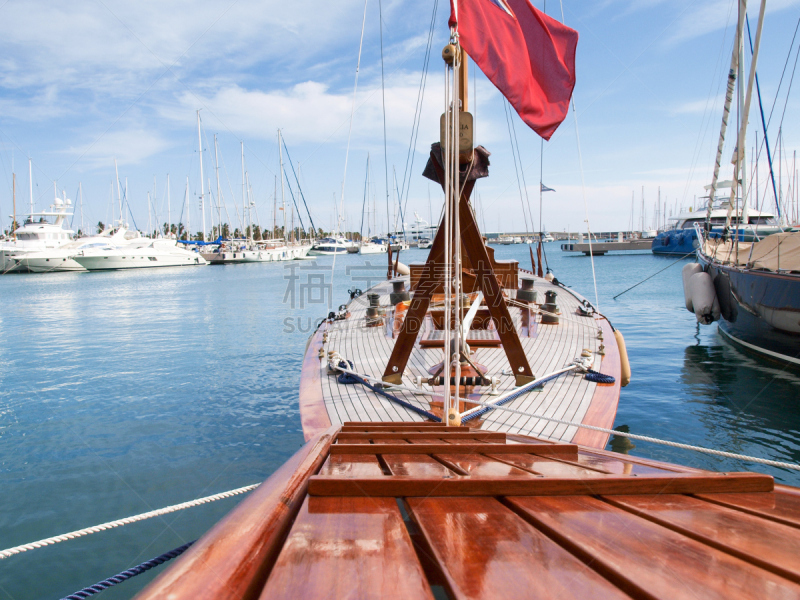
[561,238,653,255]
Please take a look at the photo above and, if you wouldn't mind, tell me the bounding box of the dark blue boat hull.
[697,254,800,367]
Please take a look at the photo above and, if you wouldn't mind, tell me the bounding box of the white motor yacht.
[308,237,353,255]
[1,199,74,273]
[16,227,139,273]
[358,239,387,254]
[72,238,207,270]
[417,237,433,249]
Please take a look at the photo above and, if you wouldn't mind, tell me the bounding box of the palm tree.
[96,221,105,234]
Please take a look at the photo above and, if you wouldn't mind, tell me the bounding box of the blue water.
[1,245,798,599]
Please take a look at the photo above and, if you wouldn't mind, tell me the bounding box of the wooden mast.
[382,46,533,387]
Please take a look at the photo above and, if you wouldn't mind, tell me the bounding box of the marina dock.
[561,239,653,255]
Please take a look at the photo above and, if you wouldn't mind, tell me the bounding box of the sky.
[1,0,800,237]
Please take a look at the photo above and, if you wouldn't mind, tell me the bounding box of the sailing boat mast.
[214,135,223,238]
[11,172,16,239]
[28,158,33,217]
[167,175,171,238]
[278,130,287,242]
[197,110,206,242]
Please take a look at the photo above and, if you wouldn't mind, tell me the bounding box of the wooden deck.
[137,423,800,600]
[300,272,620,448]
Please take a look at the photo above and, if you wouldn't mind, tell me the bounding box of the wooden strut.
[382,151,534,385]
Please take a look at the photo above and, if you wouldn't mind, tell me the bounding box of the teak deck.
[137,423,800,600]
[299,272,621,449]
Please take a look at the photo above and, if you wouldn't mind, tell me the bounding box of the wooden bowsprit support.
[382,150,534,386]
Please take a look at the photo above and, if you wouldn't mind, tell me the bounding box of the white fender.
[395,261,410,276]
[689,271,720,325]
[681,263,702,312]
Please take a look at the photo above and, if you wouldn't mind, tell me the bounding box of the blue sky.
[1,0,799,236]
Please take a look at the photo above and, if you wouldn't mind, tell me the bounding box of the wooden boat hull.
[137,422,800,600]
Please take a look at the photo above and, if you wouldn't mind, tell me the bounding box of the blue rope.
[461,371,567,423]
[60,540,195,600]
[336,361,441,422]
[584,369,615,384]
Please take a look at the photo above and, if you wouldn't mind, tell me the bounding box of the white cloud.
[65,129,172,169]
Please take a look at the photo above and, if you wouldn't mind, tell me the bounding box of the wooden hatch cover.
[136,423,800,600]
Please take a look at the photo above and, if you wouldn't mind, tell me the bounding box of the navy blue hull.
[652,229,698,255]
[697,254,800,367]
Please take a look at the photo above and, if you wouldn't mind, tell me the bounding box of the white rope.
[0,483,259,560]
[471,398,800,471]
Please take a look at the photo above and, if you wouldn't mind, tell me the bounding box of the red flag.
[450,0,578,140]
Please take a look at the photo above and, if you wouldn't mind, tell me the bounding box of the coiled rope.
[59,540,195,600]
[0,483,258,559]
[470,398,800,471]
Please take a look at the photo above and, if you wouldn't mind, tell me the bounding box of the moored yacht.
[15,227,140,272]
[653,203,781,256]
[308,237,352,255]
[0,199,74,273]
[72,238,207,270]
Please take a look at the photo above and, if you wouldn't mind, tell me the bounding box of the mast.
[214,135,223,237]
[114,159,122,226]
[273,175,277,240]
[167,175,171,237]
[725,0,766,235]
[186,176,191,240]
[197,110,206,242]
[706,15,741,227]
[279,130,286,242]
[11,172,16,239]
[79,182,84,235]
[241,141,247,240]
[28,158,33,216]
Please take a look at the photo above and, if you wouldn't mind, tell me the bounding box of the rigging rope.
[400,0,439,220]
[336,360,441,422]
[280,138,316,234]
[470,398,800,471]
[59,541,195,600]
[0,483,258,560]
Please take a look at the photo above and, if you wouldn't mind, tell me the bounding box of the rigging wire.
[400,0,439,220]
[559,0,599,309]
[378,0,391,236]
[502,99,532,235]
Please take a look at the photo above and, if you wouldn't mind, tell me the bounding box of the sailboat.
[136,2,799,598]
[198,130,312,264]
[690,1,800,367]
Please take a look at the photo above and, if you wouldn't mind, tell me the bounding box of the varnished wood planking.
[259,496,434,600]
[407,497,633,600]
[605,494,800,583]
[508,495,800,600]
[135,426,339,600]
[329,443,578,456]
[307,472,774,497]
[695,489,800,529]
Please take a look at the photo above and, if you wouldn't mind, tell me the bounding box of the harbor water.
[1,245,799,599]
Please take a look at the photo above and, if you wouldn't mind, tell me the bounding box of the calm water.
[1,245,798,599]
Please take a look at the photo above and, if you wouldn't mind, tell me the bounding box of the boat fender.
[689,272,720,325]
[614,329,631,387]
[544,271,554,282]
[395,261,410,276]
[681,263,702,312]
